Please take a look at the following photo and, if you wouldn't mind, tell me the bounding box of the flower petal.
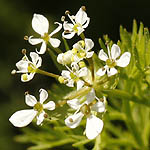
[49,22,62,36]
[75,8,88,25]
[25,94,37,107]
[77,80,84,90]
[43,101,55,110]
[98,49,108,61]
[63,21,74,31]
[85,38,94,51]
[61,70,71,79]
[96,67,106,76]
[78,67,88,77]
[65,112,84,128]
[86,115,103,139]
[36,41,47,54]
[36,111,45,125]
[49,38,61,48]
[9,109,37,127]
[116,52,131,67]
[107,67,118,77]
[86,51,94,58]
[111,44,121,60]
[66,79,74,87]
[82,17,90,28]
[77,27,84,36]
[91,101,105,113]
[30,52,42,67]
[28,36,43,45]
[16,60,28,73]
[39,88,48,104]
[86,88,95,104]
[67,99,81,110]
[62,31,75,39]
[21,73,35,82]
[32,14,49,36]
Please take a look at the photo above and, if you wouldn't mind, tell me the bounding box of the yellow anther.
[79,61,86,68]
[22,74,28,81]
[58,76,65,84]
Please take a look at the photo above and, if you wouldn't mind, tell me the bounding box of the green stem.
[36,68,59,79]
[87,58,94,82]
[93,134,101,150]
[80,32,85,40]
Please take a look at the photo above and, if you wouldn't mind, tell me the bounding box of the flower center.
[41,33,50,42]
[106,59,116,68]
[34,102,43,113]
[27,63,36,73]
[73,24,79,33]
[80,104,91,116]
[70,72,79,82]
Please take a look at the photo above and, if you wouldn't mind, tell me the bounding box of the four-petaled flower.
[62,7,90,39]
[9,89,55,127]
[71,38,94,62]
[65,89,105,139]
[60,62,88,90]
[96,44,131,77]
[15,52,42,82]
[29,14,62,54]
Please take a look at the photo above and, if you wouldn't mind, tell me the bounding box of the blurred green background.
[0,0,150,149]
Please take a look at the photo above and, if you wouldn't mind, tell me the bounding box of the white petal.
[36,111,45,125]
[65,112,84,128]
[85,38,94,51]
[16,60,28,73]
[86,88,95,104]
[30,52,42,67]
[66,79,74,87]
[91,101,105,113]
[75,8,88,25]
[62,31,75,39]
[36,41,47,54]
[98,49,108,61]
[43,101,55,110]
[86,115,103,139]
[28,36,43,45]
[25,94,37,107]
[96,68,106,76]
[32,14,49,36]
[77,27,84,36]
[78,67,88,77]
[71,62,79,71]
[82,17,90,28]
[39,88,48,104]
[21,73,35,82]
[111,44,121,60]
[9,109,37,127]
[49,38,61,48]
[61,70,71,79]
[116,52,131,67]
[67,99,81,110]
[50,22,62,36]
[107,67,118,77]
[63,21,74,31]
[57,53,64,64]
[86,51,94,58]
[77,80,84,90]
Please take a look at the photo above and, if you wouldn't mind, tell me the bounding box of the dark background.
[0,0,150,149]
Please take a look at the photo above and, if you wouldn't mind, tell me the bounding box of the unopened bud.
[24,36,28,40]
[79,61,86,68]
[11,69,16,75]
[61,16,65,22]
[65,10,70,15]
[81,6,86,11]
[22,49,27,55]
[58,76,65,84]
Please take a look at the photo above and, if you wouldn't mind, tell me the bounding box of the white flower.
[9,89,55,127]
[96,44,131,77]
[60,62,88,90]
[29,14,62,54]
[57,50,73,65]
[71,38,94,62]
[65,89,105,139]
[15,52,42,82]
[62,7,90,39]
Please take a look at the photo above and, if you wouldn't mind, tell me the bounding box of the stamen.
[22,49,27,55]
[69,118,73,122]
[81,6,86,11]
[61,16,65,22]
[44,113,48,118]
[24,91,29,95]
[65,10,70,15]
[24,36,28,40]
[11,69,16,75]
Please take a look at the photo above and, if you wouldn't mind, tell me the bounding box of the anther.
[69,118,73,122]
[24,36,28,40]
[11,69,16,75]
[65,10,70,15]
[22,49,27,55]
[81,6,86,11]
[61,16,65,22]
[44,113,48,118]
[25,91,29,95]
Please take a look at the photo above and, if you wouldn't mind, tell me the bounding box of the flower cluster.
[9,6,131,140]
